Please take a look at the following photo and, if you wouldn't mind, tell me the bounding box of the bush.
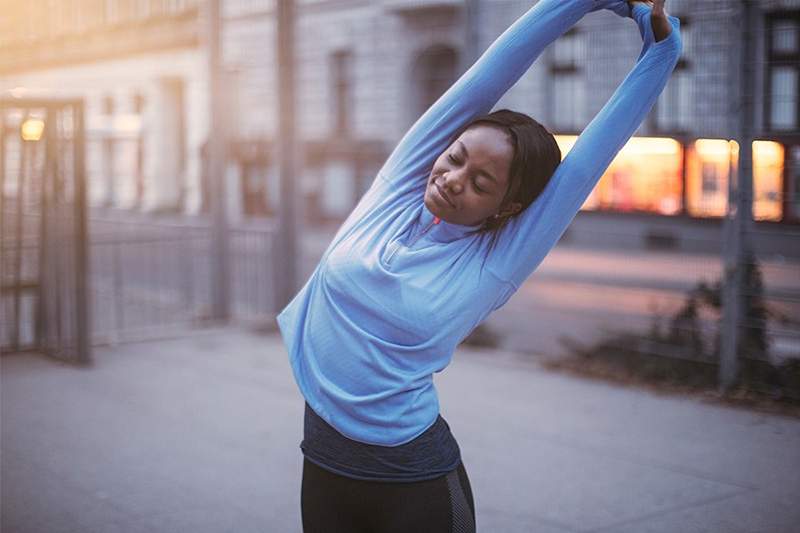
[553,252,800,408]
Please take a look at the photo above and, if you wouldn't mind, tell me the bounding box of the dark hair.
[453,109,561,270]
[446,109,561,270]
[455,109,562,257]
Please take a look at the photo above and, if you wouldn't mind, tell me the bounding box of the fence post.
[207,0,231,322]
[73,101,91,364]
[720,0,756,392]
[274,0,299,314]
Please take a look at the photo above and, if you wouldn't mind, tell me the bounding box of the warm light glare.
[619,137,681,156]
[754,140,782,160]
[686,138,782,221]
[695,139,732,159]
[753,140,784,221]
[113,114,143,133]
[554,135,578,158]
[556,135,681,158]
[558,135,684,215]
[21,118,45,141]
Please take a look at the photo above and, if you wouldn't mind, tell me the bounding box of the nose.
[442,170,465,195]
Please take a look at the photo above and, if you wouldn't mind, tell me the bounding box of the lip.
[433,183,455,208]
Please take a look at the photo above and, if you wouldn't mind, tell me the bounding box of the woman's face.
[424,125,520,227]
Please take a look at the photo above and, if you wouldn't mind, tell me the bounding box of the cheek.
[466,194,497,214]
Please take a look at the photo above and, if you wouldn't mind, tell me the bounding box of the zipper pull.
[410,217,438,247]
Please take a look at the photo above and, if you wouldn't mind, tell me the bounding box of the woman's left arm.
[486,5,682,294]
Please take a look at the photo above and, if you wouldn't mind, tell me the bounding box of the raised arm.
[377,0,632,190]
[486,3,682,293]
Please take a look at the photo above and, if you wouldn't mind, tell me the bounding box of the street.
[2,328,799,532]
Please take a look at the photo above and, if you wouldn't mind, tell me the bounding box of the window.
[767,13,800,131]
[411,45,459,120]
[656,18,692,132]
[685,139,784,221]
[550,28,586,132]
[556,135,683,215]
[330,50,353,136]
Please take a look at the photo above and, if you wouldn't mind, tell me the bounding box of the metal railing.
[87,214,276,345]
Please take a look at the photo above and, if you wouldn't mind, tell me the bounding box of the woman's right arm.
[484,2,682,296]
[377,0,631,192]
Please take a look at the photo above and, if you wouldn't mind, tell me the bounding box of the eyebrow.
[457,141,498,185]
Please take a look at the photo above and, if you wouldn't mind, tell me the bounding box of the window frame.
[765,11,800,133]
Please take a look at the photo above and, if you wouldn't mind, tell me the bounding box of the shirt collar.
[417,202,484,244]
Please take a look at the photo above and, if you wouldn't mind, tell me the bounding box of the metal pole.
[719,0,755,392]
[207,0,230,322]
[274,0,298,313]
[12,114,27,351]
[73,102,91,365]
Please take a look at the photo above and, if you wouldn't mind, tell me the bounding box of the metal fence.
[87,214,275,345]
[1,98,90,363]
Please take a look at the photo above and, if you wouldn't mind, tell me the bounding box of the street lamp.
[21,117,44,141]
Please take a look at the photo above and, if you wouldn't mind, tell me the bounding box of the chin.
[423,190,442,217]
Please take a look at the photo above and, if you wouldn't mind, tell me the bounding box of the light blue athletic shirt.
[277,0,682,446]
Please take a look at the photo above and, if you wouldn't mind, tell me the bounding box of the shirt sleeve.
[485,8,683,289]
[376,0,630,197]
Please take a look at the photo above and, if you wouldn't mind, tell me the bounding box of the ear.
[500,202,522,217]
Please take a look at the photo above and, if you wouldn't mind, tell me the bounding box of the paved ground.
[2,328,799,533]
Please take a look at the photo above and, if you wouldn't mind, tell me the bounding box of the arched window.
[410,44,459,121]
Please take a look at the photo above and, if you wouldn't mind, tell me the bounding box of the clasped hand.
[627,0,673,42]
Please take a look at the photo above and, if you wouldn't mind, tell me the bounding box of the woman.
[276,1,682,531]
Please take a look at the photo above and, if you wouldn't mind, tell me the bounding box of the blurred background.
[2,2,800,532]
[2,0,798,391]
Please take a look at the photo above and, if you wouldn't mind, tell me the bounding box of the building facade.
[0,0,206,213]
[1,0,798,228]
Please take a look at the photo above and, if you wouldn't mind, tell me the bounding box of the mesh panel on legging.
[446,466,476,533]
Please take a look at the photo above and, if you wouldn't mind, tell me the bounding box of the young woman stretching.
[276,1,681,531]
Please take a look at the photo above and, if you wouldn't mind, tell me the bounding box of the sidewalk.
[2,328,799,533]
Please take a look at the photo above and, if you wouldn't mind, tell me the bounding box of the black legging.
[301,457,476,533]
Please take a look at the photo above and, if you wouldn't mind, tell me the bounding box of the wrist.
[651,11,672,42]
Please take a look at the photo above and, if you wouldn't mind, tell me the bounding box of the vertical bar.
[12,112,28,351]
[72,101,91,363]
[274,0,299,313]
[207,0,230,322]
[180,234,193,322]
[36,109,48,348]
[720,0,755,392]
[113,241,124,340]
[47,107,65,354]
[680,137,689,216]
[0,104,5,350]
[0,104,5,270]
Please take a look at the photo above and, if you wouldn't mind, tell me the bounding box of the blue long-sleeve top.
[277,0,682,446]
